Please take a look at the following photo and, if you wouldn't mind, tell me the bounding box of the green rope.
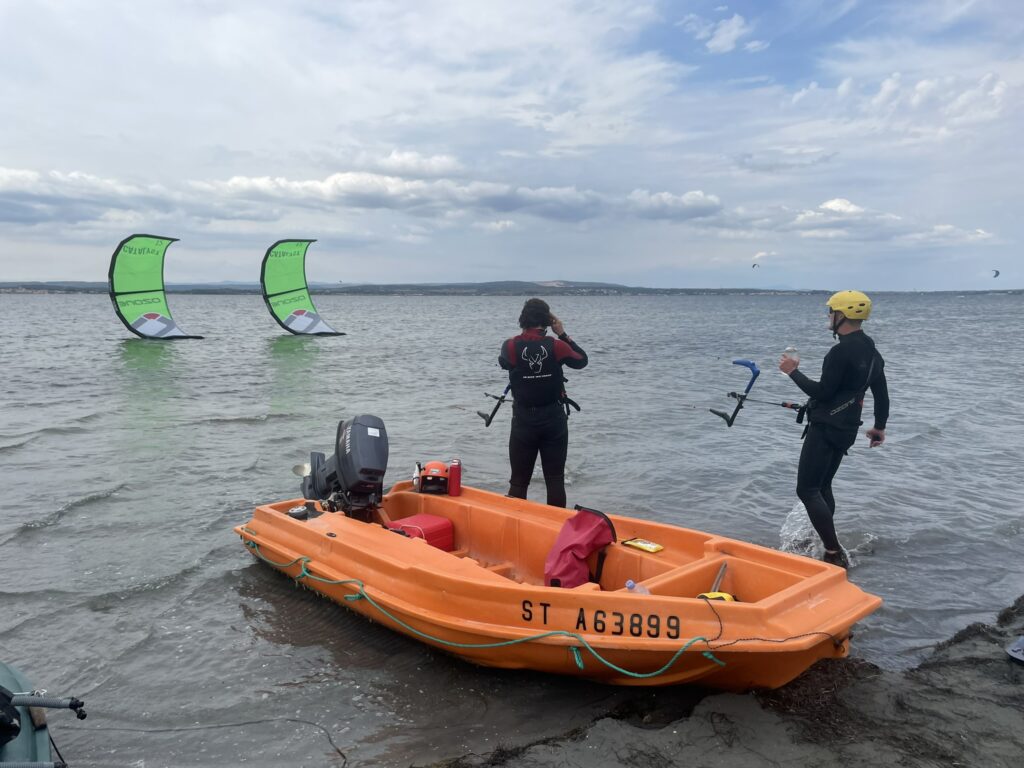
[242,537,725,680]
[570,647,584,669]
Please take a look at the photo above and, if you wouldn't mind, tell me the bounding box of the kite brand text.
[271,294,305,308]
[121,246,163,257]
[118,297,162,307]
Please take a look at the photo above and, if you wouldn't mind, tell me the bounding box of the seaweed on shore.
[755,657,881,743]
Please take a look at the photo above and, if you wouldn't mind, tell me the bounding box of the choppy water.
[1,291,1022,766]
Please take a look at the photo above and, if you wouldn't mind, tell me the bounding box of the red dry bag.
[544,505,617,588]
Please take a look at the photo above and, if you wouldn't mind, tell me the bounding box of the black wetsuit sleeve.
[498,339,515,371]
[789,346,847,401]
[556,336,588,369]
[870,364,889,430]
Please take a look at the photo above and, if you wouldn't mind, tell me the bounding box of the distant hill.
[5,280,1011,296]
[0,279,812,296]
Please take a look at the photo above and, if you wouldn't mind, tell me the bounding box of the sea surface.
[1,291,1022,766]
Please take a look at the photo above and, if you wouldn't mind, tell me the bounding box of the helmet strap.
[831,312,845,339]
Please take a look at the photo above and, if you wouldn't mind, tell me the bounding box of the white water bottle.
[625,579,650,595]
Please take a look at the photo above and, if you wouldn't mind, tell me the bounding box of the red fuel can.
[448,458,462,496]
[386,514,454,551]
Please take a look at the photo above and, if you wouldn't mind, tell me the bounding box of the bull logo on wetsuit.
[522,345,548,374]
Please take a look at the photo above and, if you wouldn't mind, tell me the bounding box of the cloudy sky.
[0,0,1019,289]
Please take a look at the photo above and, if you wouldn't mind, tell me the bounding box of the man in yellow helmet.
[778,290,889,568]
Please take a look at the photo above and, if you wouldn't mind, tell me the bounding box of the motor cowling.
[302,415,389,516]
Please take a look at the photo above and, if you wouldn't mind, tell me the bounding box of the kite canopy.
[108,234,202,340]
[992,269,1000,278]
[261,239,344,336]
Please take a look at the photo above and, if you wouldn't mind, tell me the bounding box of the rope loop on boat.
[241,536,725,680]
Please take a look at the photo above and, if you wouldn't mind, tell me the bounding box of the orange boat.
[236,420,882,690]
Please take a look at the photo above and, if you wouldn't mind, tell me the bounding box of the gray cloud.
[734,150,837,173]
[0,164,710,228]
[709,198,996,246]
[360,150,465,177]
[627,189,722,220]
[0,199,55,224]
[195,172,608,221]
[0,164,996,252]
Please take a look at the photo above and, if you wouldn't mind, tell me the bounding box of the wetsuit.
[499,328,588,507]
[788,330,889,552]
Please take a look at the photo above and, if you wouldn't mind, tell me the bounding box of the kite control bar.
[477,384,511,427]
[711,359,760,427]
[729,393,807,422]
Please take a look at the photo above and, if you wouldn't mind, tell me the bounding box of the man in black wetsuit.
[779,290,890,568]
[499,298,588,507]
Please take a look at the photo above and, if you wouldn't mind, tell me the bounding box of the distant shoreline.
[0,281,1019,296]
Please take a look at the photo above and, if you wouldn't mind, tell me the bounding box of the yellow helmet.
[827,290,871,320]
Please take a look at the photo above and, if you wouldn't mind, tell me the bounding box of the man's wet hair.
[519,298,552,329]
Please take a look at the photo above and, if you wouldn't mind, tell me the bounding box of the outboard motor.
[302,415,389,518]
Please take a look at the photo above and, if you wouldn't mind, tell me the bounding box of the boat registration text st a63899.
[522,600,685,639]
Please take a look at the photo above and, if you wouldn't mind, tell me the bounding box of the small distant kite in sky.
[992,269,1000,278]
[751,263,760,268]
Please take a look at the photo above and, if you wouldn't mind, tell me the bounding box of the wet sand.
[426,595,1024,768]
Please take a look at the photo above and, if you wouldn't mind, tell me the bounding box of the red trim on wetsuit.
[499,328,585,370]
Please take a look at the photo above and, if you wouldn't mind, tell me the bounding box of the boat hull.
[0,662,51,763]
[236,483,881,690]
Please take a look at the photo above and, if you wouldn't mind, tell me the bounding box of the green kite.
[108,234,202,339]
[260,240,344,336]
